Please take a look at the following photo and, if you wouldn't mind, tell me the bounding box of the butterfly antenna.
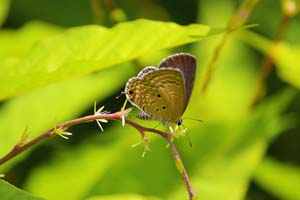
[182,117,203,123]
[186,132,193,148]
[121,98,128,111]
[116,91,125,99]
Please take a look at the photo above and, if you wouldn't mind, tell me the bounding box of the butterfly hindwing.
[125,68,186,123]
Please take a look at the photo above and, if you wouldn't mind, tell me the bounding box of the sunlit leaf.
[0,180,43,200]
[0,21,63,59]
[0,19,216,100]
[0,0,10,27]
[0,64,135,171]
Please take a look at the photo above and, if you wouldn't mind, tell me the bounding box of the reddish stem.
[0,110,195,199]
[166,135,196,200]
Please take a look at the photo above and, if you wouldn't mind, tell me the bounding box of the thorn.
[131,140,143,148]
[98,119,108,123]
[116,91,125,99]
[121,114,125,127]
[96,120,104,132]
[96,106,105,114]
[17,126,31,147]
[57,131,72,140]
[141,143,151,158]
[94,101,97,114]
[118,108,132,127]
[94,101,105,114]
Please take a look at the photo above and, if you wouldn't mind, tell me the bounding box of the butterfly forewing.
[158,53,196,111]
[137,66,157,77]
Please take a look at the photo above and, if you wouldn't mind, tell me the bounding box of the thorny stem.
[0,109,196,200]
[126,119,196,199]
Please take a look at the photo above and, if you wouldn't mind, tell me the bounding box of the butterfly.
[125,53,196,127]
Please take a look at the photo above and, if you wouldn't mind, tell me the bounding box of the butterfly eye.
[177,119,183,126]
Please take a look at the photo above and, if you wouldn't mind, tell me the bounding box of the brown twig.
[0,109,196,199]
[0,110,166,165]
[126,119,196,199]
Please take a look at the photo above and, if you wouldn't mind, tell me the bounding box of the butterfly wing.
[125,68,186,123]
[158,53,196,111]
[137,66,157,77]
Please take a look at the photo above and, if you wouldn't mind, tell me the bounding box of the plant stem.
[166,135,196,200]
[0,111,163,165]
[0,109,195,199]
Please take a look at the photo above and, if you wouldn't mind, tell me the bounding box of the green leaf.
[0,0,10,27]
[0,179,43,200]
[0,19,215,100]
[0,63,134,170]
[254,157,300,200]
[0,21,63,59]
[237,30,300,89]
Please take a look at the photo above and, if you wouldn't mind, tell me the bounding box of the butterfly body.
[125,53,196,126]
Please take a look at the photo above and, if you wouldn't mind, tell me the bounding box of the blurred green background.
[0,0,299,200]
